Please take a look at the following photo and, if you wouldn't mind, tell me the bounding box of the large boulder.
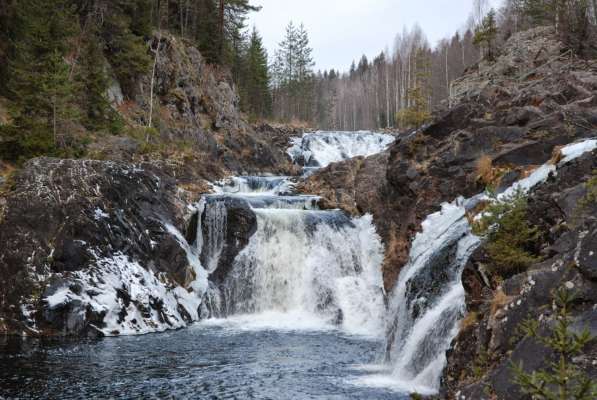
[0,158,204,337]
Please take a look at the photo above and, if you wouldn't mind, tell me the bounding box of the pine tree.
[5,0,78,158]
[196,0,221,64]
[78,23,121,133]
[242,27,271,119]
[473,8,498,61]
[272,21,314,122]
[512,288,597,399]
[101,0,152,96]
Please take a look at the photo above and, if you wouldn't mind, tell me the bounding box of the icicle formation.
[288,131,395,170]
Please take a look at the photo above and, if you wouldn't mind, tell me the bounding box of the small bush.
[474,191,541,278]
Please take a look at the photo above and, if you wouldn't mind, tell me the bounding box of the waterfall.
[379,200,481,394]
[288,131,395,173]
[197,174,387,337]
[220,210,385,335]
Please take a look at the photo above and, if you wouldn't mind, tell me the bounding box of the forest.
[0,0,596,161]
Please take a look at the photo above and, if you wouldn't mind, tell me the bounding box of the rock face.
[301,26,597,290]
[0,158,206,337]
[118,33,298,179]
[441,150,597,400]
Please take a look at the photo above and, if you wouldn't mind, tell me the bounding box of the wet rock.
[200,196,257,284]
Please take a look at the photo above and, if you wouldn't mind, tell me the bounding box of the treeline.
[271,0,597,130]
[0,0,271,161]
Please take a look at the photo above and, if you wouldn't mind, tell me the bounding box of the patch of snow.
[93,208,109,220]
[498,163,556,200]
[559,139,597,164]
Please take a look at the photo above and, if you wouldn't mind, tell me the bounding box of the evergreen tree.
[512,288,597,400]
[272,21,315,122]
[101,0,152,96]
[4,0,78,158]
[196,0,221,64]
[474,8,498,60]
[242,27,271,118]
[78,23,121,133]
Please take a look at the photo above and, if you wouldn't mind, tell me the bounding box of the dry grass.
[549,145,564,165]
[476,155,495,186]
[490,288,514,318]
[460,311,479,331]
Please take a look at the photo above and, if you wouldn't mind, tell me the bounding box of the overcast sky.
[248,0,502,72]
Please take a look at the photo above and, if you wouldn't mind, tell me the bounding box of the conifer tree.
[78,23,121,133]
[473,8,498,60]
[242,27,271,118]
[512,288,597,399]
[101,0,152,96]
[5,0,78,157]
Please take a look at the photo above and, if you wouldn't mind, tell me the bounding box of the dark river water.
[0,320,408,400]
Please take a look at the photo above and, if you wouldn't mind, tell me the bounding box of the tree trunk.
[148,32,162,132]
[445,47,449,98]
[219,0,225,59]
[52,97,57,147]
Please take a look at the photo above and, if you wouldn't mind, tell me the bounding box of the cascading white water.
[217,209,386,335]
[196,132,398,335]
[358,138,597,395]
[288,131,395,173]
[199,174,387,336]
[375,200,481,394]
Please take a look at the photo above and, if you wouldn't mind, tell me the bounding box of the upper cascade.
[287,131,396,173]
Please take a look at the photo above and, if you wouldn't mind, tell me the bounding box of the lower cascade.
[197,176,387,336]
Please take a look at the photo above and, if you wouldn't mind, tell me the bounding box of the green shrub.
[512,288,597,400]
[474,191,541,278]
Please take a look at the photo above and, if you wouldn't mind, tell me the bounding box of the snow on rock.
[44,252,206,336]
[559,138,597,164]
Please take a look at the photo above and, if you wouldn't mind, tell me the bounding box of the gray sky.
[248,0,501,72]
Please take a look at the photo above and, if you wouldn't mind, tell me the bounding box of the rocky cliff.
[88,32,300,185]
[300,26,597,289]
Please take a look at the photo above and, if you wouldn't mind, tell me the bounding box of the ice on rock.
[43,225,209,336]
[559,138,597,164]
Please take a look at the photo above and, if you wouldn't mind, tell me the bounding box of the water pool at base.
[0,321,408,400]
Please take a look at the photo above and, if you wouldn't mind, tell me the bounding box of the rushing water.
[1,131,406,400]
